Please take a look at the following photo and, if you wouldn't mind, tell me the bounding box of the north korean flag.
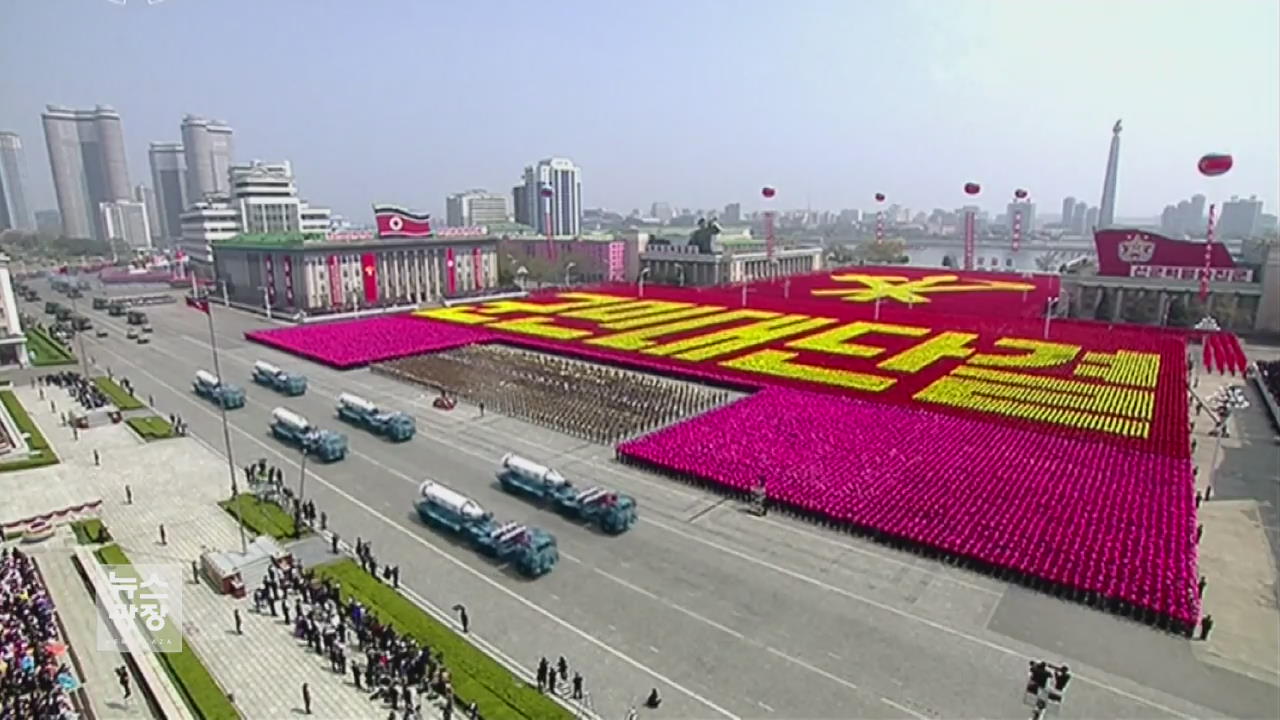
[373,204,433,238]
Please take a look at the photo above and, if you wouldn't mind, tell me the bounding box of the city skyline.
[1,0,1277,228]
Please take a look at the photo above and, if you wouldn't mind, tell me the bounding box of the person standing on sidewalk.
[115,666,131,701]
[234,608,243,635]
[301,682,312,714]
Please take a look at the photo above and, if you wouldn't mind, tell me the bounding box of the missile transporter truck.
[336,392,415,442]
[269,407,347,462]
[192,370,246,410]
[497,454,638,534]
[413,481,558,577]
[252,361,308,396]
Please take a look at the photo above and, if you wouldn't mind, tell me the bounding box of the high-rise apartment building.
[650,202,673,223]
[0,132,33,231]
[1188,194,1206,230]
[1217,195,1263,239]
[100,200,151,249]
[512,184,529,226]
[1084,206,1099,232]
[723,203,742,224]
[148,142,187,243]
[1070,203,1087,234]
[34,210,61,236]
[181,115,234,202]
[518,158,582,236]
[41,105,132,240]
[1097,120,1122,229]
[446,190,510,227]
[134,184,161,243]
[1060,197,1076,228]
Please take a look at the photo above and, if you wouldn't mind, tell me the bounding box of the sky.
[2,0,1277,224]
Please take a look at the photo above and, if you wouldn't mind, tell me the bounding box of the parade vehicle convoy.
[413,481,559,577]
[127,310,147,326]
[44,301,60,315]
[108,302,125,317]
[193,370,245,409]
[55,307,73,322]
[497,454,638,534]
[92,297,109,310]
[251,361,308,396]
[95,328,108,338]
[269,407,347,462]
[71,315,91,331]
[335,392,415,442]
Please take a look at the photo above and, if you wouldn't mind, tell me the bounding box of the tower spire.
[1098,119,1123,230]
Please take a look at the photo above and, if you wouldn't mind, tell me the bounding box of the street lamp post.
[564,262,576,288]
[638,267,651,298]
[295,447,309,536]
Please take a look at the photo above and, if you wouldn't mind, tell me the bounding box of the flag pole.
[203,282,248,554]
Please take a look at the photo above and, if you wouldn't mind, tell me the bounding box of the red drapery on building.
[361,253,379,303]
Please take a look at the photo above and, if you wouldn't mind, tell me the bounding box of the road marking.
[752,515,1003,596]
[881,697,930,720]
[88,341,742,720]
[756,700,775,712]
[648,645,660,654]
[765,647,858,692]
[644,517,1194,719]
[593,568,745,640]
[828,651,842,660]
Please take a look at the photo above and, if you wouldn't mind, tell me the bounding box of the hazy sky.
[2,0,1277,223]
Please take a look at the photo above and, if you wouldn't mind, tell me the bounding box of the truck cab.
[127,310,147,326]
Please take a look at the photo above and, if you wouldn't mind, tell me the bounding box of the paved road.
[24,283,1275,719]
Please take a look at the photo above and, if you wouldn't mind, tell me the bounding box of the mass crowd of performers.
[615,455,1205,637]
[1,548,79,719]
[380,345,733,444]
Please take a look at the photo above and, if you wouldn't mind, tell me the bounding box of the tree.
[852,238,907,265]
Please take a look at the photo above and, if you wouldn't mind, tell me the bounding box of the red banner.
[328,254,341,307]
[446,248,457,295]
[373,204,433,238]
[472,247,483,290]
[361,252,378,303]
[1011,210,1022,253]
[1094,228,1235,278]
[963,211,975,270]
[283,256,294,305]
[265,255,276,303]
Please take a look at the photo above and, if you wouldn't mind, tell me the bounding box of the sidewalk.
[5,385,447,719]
[1188,369,1280,684]
[34,537,158,719]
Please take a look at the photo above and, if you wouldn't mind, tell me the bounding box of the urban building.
[511,184,529,226]
[640,240,822,287]
[148,142,187,243]
[181,115,234,202]
[0,132,33,231]
[722,202,742,224]
[1217,195,1264,239]
[446,190,510,227]
[1005,201,1036,234]
[34,210,61,236]
[100,200,151,249]
[134,184,161,243]
[1084,206,1099,233]
[0,253,26,368]
[1070,203,1087,235]
[517,158,582,236]
[41,105,132,240]
[1097,119,1122,230]
[179,160,331,269]
[501,235,627,283]
[1160,194,1209,237]
[650,202,673,224]
[1060,197,1076,229]
[211,232,498,313]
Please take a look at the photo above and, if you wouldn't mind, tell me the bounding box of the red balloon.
[1014,188,1028,199]
[874,193,886,202]
[1198,153,1233,177]
[761,186,776,199]
[964,182,981,195]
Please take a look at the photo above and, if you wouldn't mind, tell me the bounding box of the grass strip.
[94,544,240,720]
[70,518,110,544]
[25,326,76,366]
[126,415,176,441]
[314,559,570,720]
[0,390,59,471]
[92,376,144,410]
[217,494,302,540]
